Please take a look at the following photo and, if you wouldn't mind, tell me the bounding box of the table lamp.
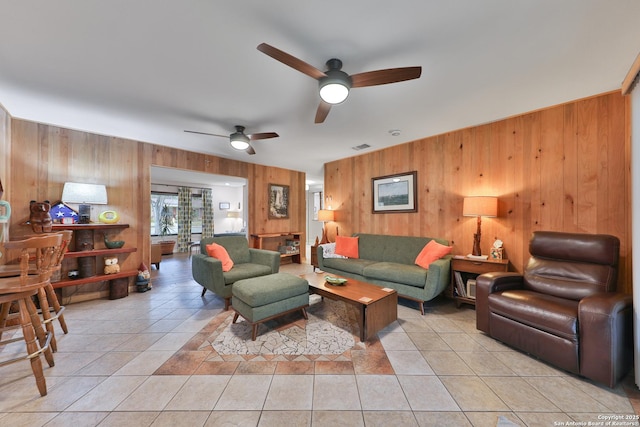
[463,196,498,256]
[317,209,335,244]
[61,182,108,224]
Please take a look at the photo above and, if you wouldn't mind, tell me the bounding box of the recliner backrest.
[523,231,619,300]
[200,236,251,264]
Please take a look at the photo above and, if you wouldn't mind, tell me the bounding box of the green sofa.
[191,236,280,310]
[317,233,451,314]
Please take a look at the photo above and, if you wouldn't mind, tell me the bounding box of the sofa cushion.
[336,236,359,258]
[233,273,309,307]
[202,236,251,264]
[222,263,273,285]
[415,240,452,269]
[363,262,428,288]
[488,289,579,341]
[206,243,234,272]
[381,236,431,265]
[355,234,388,262]
[355,233,445,265]
[322,257,376,276]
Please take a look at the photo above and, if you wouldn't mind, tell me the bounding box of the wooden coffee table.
[301,273,398,341]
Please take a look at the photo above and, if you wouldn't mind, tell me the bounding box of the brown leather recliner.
[476,231,633,388]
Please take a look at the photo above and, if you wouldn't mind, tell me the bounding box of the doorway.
[150,166,248,252]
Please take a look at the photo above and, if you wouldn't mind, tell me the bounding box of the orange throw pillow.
[335,236,359,258]
[205,243,234,272]
[415,240,452,269]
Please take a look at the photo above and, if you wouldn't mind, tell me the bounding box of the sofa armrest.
[423,256,451,300]
[579,292,633,387]
[191,253,225,293]
[249,248,281,273]
[317,245,327,270]
[476,272,524,333]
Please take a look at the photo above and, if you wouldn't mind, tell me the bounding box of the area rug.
[212,295,358,355]
[154,295,395,375]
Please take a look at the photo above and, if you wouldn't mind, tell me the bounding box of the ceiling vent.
[352,144,371,151]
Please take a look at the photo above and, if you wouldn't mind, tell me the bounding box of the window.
[151,192,205,236]
[151,193,178,236]
[191,196,203,234]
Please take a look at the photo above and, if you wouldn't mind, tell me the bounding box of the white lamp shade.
[463,196,498,217]
[61,182,108,204]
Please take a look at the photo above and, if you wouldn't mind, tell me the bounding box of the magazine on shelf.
[466,279,477,299]
[454,271,466,297]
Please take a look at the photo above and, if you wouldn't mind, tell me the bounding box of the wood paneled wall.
[0,91,632,295]
[5,119,306,300]
[0,106,9,193]
[145,143,307,236]
[324,91,632,293]
[0,105,9,261]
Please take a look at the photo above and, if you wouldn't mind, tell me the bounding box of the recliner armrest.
[478,272,524,294]
[249,248,281,273]
[476,272,524,333]
[191,253,225,293]
[579,292,633,387]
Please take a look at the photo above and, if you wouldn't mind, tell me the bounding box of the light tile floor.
[1,252,639,427]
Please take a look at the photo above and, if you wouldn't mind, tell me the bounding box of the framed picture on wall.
[268,183,289,219]
[219,202,230,210]
[372,171,417,213]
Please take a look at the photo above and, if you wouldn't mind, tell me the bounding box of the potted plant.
[158,204,176,255]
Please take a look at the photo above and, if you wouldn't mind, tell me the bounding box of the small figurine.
[104,256,120,274]
[29,200,52,233]
[136,262,151,292]
[490,239,504,260]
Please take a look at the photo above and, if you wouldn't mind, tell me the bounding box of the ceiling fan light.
[230,134,250,150]
[319,70,351,105]
[319,82,349,104]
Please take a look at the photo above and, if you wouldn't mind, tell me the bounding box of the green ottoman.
[231,272,310,340]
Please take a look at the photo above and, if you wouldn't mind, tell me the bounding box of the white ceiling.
[1,1,639,184]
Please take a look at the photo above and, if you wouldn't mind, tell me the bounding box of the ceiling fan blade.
[249,132,279,141]
[245,145,256,155]
[315,100,332,124]
[257,43,326,80]
[350,66,422,88]
[184,130,228,138]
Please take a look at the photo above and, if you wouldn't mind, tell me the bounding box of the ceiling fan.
[184,125,279,155]
[257,42,422,124]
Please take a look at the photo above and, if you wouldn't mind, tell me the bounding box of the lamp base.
[78,204,91,224]
[471,215,483,256]
[472,233,482,256]
[319,225,330,245]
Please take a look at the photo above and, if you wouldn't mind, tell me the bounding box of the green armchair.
[191,236,280,310]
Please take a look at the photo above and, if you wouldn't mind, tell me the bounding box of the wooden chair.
[0,231,71,351]
[4,232,68,352]
[42,230,72,338]
[0,234,60,396]
[151,243,162,269]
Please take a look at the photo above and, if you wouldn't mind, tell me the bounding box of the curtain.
[177,187,192,252]
[201,188,214,239]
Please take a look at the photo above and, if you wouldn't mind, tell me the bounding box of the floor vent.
[352,144,371,151]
